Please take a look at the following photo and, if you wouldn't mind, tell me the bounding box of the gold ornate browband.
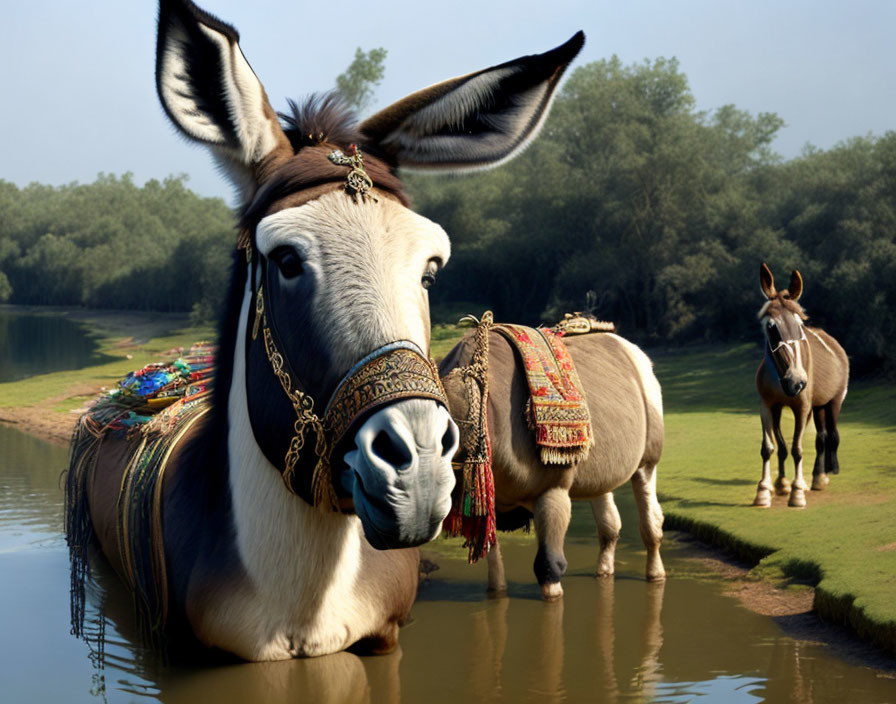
[246,246,447,509]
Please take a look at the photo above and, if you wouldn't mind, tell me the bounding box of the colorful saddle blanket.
[66,344,215,646]
[493,323,594,465]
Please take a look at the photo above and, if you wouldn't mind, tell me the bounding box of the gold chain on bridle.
[245,239,338,509]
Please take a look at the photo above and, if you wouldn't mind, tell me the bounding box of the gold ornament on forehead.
[328,144,378,203]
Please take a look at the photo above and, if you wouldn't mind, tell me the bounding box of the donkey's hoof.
[788,488,807,508]
[595,568,615,579]
[811,473,829,491]
[752,489,772,507]
[774,478,792,496]
[541,582,563,601]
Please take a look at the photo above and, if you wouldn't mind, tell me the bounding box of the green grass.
[653,343,896,655]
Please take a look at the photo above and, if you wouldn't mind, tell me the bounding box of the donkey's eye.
[270,246,304,279]
[422,260,440,290]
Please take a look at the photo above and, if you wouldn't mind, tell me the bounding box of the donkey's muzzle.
[344,400,458,549]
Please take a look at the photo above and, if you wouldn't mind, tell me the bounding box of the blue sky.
[2,1,894,204]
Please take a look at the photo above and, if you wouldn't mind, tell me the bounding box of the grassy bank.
[654,343,896,656]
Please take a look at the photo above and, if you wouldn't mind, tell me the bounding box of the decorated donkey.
[753,263,849,508]
[64,0,583,660]
[439,314,665,601]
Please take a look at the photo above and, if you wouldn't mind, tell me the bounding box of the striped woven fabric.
[493,324,594,465]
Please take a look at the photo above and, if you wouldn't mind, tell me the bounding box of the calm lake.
[1,313,895,702]
[0,310,100,383]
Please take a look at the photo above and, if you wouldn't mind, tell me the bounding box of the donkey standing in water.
[440,320,665,601]
[754,263,849,508]
[66,0,583,660]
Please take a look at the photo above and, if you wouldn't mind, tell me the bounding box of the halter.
[766,326,807,381]
[241,238,448,510]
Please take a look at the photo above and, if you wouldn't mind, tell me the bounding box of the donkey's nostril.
[371,430,413,470]
[441,422,459,457]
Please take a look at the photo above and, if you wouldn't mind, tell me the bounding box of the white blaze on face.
[255,191,451,368]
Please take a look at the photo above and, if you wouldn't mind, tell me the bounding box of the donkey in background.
[754,262,849,508]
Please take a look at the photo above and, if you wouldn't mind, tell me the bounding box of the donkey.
[68,0,583,660]
[440,326,665,601]
[753,262,849,508]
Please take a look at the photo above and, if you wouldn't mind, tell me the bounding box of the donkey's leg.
[486,538,507,596]
[631,464,665,582]
[771,405,791,495]
[788,406,811,508]
[591,492,622,578]
[533,488,572,601]
[825,397,843,475]
[755,403,776,507]
[811,406,829,490]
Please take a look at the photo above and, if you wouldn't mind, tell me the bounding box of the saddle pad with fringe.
[492,324,594,465]
[66,344,214,646]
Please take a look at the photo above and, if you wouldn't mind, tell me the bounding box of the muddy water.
[1,424,895,703]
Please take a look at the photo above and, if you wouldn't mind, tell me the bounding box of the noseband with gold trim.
[243,240,448,510]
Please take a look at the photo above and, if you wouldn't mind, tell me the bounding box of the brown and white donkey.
[69,0,583,660]
[754,262,849,508]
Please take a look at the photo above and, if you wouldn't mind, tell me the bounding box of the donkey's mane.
[279,94,360,152]
[238,93,409,231]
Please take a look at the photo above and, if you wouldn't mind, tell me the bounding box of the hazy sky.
[3,1,894,204]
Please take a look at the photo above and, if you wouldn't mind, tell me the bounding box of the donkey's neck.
[225,281,363,609]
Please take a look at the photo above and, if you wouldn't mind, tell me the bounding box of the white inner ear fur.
[196,25,279,166]
[255,192,451,369]
[158,24,227,145]
[384,72,553,170]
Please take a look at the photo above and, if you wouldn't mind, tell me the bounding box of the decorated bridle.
[240,146,448,510]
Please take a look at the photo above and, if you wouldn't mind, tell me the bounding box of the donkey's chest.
[187,533,383,660]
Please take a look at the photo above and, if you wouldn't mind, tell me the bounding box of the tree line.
[1,55,893,373]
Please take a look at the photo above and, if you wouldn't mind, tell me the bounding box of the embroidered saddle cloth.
[66,344,215,644]
[492,323,594,465]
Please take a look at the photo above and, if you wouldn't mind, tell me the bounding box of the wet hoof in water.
[774,478,792,496]
[752,489,772,507]
[811,473,829,491]
[541,582,563,601]
[788,488,807,508]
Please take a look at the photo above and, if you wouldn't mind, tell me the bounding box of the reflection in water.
[2,426,896,703]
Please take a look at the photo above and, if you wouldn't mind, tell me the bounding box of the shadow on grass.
[691,477,755,487]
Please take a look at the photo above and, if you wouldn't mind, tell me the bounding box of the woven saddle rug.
[493,323,594,465]
[66,344,214,646]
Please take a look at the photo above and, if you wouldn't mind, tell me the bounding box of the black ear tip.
[561,30,586,59]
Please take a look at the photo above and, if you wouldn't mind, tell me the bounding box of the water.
[1,422,895,703]
[0,311,100,383]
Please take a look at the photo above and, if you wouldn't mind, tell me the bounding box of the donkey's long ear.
[359,32,584,171]
[759,262,776,300]
[788,270,803,301]
[156,0,292,200]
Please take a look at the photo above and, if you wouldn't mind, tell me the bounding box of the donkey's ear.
[759,262,776,300]
[359,32,585,171]
[156,0,292,199]
[788,270,803,301]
